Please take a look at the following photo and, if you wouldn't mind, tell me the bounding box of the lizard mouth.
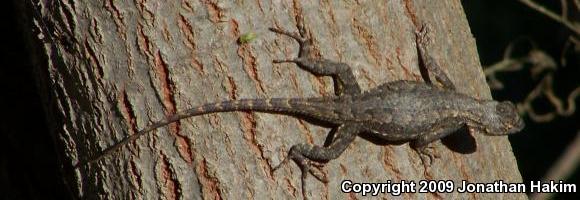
[483,117,525,135]
[507,117,525,134]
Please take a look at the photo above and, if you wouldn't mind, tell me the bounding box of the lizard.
[75,19,525,197]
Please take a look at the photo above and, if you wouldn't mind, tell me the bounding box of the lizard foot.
[269,14,310,44]
[272,151,328,183]
[272,149,328,200]
[414,146,440,171]
[269,25,316,60]
[269,14,319,62]
[269,16,362,96]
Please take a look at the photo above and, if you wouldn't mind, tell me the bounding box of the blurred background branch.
[517,0,580,37]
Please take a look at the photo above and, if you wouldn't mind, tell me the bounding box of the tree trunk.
[28,0,526,199]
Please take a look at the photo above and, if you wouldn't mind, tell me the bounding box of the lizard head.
[481,101,525,135]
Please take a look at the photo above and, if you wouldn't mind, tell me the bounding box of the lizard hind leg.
[269,18,361,96]
[271,123,359,198]
[415,24,456,90]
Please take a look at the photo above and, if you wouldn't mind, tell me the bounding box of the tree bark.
[28,0,526,199]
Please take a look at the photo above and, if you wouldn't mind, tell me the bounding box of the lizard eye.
[497,106,505,113]
[496,101,514,115]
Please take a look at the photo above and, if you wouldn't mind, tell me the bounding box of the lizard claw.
[269,27,307,43]
[270,14,309,42]
[271,155,292,173]
[304,160,328,183]
[309,160,327,169]
[414,146,439,171]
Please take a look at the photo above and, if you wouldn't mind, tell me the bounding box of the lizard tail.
[74,98,330,168]
[140,98,328,133]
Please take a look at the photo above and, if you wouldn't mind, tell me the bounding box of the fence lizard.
[77,20,525,197]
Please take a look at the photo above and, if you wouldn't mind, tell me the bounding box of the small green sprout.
[238,32,257,44]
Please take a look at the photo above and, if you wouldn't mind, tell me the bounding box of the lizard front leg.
[415,24,457,90]
[270,17,361,96]
[410,118,465,170]
[272,123,360,198]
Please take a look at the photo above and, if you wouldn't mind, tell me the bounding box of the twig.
[560,36,580,67]
[518,76,556,122]
[561,0,568,21]
[517,74,580,122]
[484,42,556,90]
[518,0,580,37]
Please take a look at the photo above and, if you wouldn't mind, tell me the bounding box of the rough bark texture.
[30,0,525,199]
